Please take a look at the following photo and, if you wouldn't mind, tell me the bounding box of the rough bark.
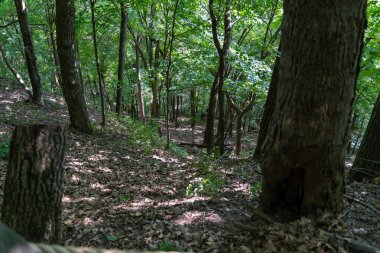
[55,0,92,134]
[116,2,127,116]
[350,93,380,181]
[254,55,279,159]
[0,43,32,97]
[1,125,66,243]
[14,0,44,105]
[90,0,106,126]
[151,40,160,118]
[226,93,256,156]
[260,0,366,220]
[203,0,232,155]
[135,36,146,124]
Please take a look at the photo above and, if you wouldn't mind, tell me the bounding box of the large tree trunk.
[116,2,127,116]
[254,55,279,159]
[90,0,106,126]
[14,0,44,105]
[350,93,380,181]
[55,0,92,134]
[260,0,366,220]
[1,125,66,243]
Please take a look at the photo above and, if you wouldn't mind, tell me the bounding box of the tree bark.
[254,55,279,159]
[203,0,232,155]
[90,0,106,126]
[1,125,66,243]
[151,40,160,118]
[55,0,92,134]
[260,0,366,220]
[115,2,127,116]
[135,36,146,124]
[350,93,380,181]
[14,0,44,105]
[0,43,32,97]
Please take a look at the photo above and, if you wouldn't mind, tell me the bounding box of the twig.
[232,221,261,233]
[345,195,380,216]
[247,206,275,224]
[322,230,380,253]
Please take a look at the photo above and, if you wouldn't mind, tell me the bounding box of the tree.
[55,0,93,134]
[350,93,380,181]
[13,0,44,105]
[203,0,233,155]
[226,92,256,156]
[135,35,146,124]
[116,2,127,116]
[259,0,367,219]
[1,125,66,243]
[90,0,106,126]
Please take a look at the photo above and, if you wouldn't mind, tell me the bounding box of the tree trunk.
[90,0,106,126]
[116,2,127,116]
[350,93,380,181]
[254,55,279,159]
[55,0,92,134]
[0,43,32,97]
[1,125,66,243]
[14,0,44,105]
[135,36,146,124]
[151,40,160,118]
[260,0,366,220]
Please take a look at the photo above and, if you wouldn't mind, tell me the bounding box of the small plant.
[155,241,183,252]
[169,142,189,159]
[121,194,131,202]
[250,182,262,196]
[0,141,9,161]
[106,233,118,242]
[185,172,225,197]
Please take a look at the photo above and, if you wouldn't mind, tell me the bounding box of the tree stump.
[1,125,67,243]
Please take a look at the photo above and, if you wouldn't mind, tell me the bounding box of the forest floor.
[0,77,379,253]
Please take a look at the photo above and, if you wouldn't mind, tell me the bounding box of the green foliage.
[122,116,164,153]
[185,173,225,197]
[120,194,131,202]
[250,182,262,196]
[154,241,184,252]
[106,233,118,242]
[169,142,189,159]
[0,140,9,161]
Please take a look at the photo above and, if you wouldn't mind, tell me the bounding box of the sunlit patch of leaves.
[250,182,262,197]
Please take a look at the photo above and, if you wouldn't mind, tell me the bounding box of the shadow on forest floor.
[0,78,379,252]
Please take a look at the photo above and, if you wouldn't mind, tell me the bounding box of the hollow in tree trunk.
[259,0,366,220]
[1,125,66,243]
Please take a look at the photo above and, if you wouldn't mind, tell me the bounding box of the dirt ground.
[0,78,379,252]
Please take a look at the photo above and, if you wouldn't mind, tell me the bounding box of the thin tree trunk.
[2,125,66,243]
[0,43,32,97]
[116,2,127,116]
[55,0,92,134]
[151,40,160,118]
[90,0,106,126]
[135,36,146,124]
[14,0,44,105]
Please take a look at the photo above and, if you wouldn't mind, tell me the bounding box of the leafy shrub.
[185,172,225,197]
[122,116,164,153]
[155,241,183,252]
[0,141,9,161]
[250,182,262,196]
[169,142,189,159]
